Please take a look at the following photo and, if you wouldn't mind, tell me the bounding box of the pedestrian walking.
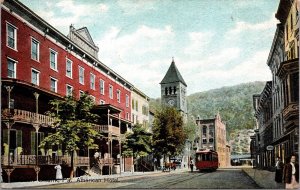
[190,159,194,172]
[275,156,284,183]
[54,164,63,180]
[282,154,299,189]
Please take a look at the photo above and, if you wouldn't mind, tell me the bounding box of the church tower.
[160,58,187,120]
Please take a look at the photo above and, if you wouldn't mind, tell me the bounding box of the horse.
[163,162,176,172]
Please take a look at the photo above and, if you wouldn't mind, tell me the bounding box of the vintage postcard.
[1,0,299,189]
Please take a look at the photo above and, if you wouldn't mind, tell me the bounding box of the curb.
[241,168,262,189]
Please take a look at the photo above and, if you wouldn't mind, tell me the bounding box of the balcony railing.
[92,124,120,135]
[1,155,89,166]
[1,109,55,126]
[282,102,299,121]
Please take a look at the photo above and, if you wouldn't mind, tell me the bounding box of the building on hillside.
[160,58,187,121]
[251,0,299,170]
[195,113,231,168]
[252,82,273,169]
[0,0,149,182]
[131,88,150,130]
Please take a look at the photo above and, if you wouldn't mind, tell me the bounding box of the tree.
[152,106,186,162]
[40,93,101,179]
[183,116,199,158]
[122,124,152,158]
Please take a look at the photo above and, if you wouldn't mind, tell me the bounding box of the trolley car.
[195,149,219,171]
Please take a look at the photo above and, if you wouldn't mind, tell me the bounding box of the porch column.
[33,124,40,181]
[5,86,14,166]
[118,114,122,175]
[108,133,112,175]
[4,169,14,183]
[33,92,39,114]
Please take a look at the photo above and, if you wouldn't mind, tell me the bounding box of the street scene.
[35,169,261,189]
[0,0,299,189]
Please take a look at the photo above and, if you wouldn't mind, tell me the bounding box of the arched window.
[169,87,172,94]
[173,86,176,94]
[165,87,168,95]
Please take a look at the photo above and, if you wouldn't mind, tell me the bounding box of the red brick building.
[1,0,138,182]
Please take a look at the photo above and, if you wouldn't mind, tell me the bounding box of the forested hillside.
[187,81,266,136]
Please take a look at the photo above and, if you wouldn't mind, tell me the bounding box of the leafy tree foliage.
[122,124,152,158]
[152,106,186,160]
[40,93,101,179]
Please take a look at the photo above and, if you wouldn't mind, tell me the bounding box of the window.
[66,59,72,78]
[135,100,138,111]
[202,126,207,137]
[79,66,84,84]
[290,72,299,102]
[132,99,135,109]
[90,73,95,90]
[117,90,121,103]
[132,113,135,123]
[7,23,17,50]
[100,100,105,105]
[31,38,39,61]
[109,85,113,99]
[291,14,293,30]
[50,77,57,92]
[7,58,17,78]
[66,85,73,97]
[126,95,129,107]
[50,49,57,71]
[126,112,129,120]
[79,90,84,97]
[142,105,149,116]
[31,69,40,85]
[100,79,105,95]
[286,25,289,40]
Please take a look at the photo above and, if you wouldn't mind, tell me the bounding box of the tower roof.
[160,58,187,86]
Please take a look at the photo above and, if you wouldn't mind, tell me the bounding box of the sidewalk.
[0,168,187,189]
[242,168,285,189]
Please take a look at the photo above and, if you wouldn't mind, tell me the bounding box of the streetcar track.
[150,172,209,188]
[122,172,210,189]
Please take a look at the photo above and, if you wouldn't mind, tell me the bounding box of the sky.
[20,0,280,98]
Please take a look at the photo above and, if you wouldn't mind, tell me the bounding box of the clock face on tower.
[168,99,175,106]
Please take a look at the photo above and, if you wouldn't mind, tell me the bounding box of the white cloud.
[184,32,214,55]
[185,50,271,95]
[35,0,109,34]
[227,14,278,37]
[98,4,109,13]
[117,0,157,15]
[98,25,175,62]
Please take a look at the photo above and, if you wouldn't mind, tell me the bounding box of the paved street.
[34,168,260,189]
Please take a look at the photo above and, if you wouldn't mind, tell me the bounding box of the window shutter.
[31,131,36,155]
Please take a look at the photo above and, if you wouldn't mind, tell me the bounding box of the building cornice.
[267,24,284,67]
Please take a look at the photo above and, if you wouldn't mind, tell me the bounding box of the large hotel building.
[1,0,150,182]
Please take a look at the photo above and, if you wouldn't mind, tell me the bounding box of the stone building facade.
[195,113,231,168]
[160,58,187,122]
[251,0,299,169]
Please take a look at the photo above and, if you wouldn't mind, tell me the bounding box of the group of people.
[275,154,299,189]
